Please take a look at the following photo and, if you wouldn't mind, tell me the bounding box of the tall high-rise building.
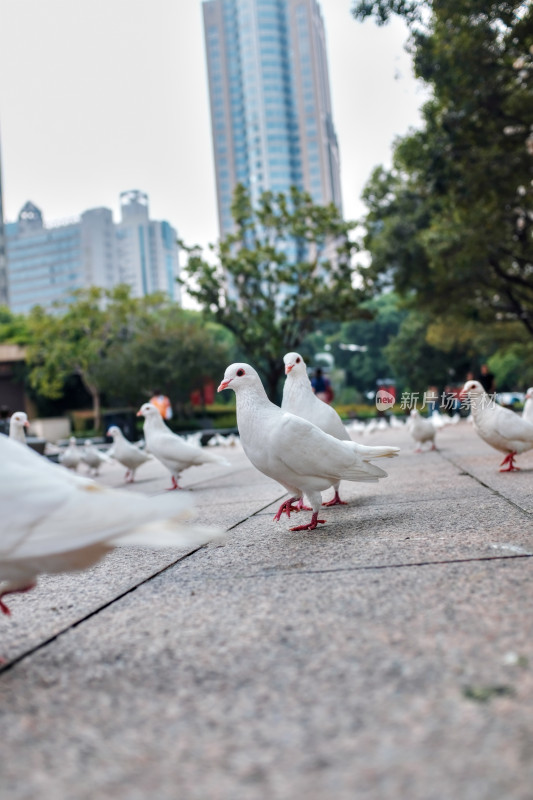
[0,134,9,306]
[203,0,342,237]
[5,192,181,313]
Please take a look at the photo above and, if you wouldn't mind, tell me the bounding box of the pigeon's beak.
[217,379,231,392]
[23,420,30,428]
[136,410,143,417]
[285,365,294,374]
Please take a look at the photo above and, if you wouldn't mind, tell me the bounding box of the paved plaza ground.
[1,420,532,799]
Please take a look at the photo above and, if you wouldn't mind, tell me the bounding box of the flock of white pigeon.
[1,355,533,617]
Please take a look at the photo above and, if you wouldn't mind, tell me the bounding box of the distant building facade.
[0,137,9,306]
[5,191,180,313]
[203,0,342,237]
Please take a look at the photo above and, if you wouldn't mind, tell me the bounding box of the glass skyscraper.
[0,136,8,306]
[203,0,342,237]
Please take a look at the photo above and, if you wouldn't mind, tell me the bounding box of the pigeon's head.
[410,409,419,418]
[69,436,78,446]
[525,387,533,400]
[137,402,162,419]
[283,352,307,377]
[461,380,485,398]
[218,363,259,393]
[84,439,92,446]
[107,425,121,438]
[10,411,29,429]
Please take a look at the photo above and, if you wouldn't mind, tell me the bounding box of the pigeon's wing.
[495,407,533,442]
[0,437,95,554]
[0,436,217,564]
[272,413,385,482]
[150,431,207,463]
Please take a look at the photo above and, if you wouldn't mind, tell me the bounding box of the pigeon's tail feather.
[350,443,400,459]
[339,460,388,482]
[205,452,231,467]
[115,522,225,549]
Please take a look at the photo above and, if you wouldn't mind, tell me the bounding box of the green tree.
[103,306,233,411]
[353,0,533,337]
[180,184,367,398]
[25,286,144,432]
[0,307,30,344]
[24,287,233,430]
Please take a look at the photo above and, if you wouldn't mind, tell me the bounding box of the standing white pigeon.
[81,439,112,476]
[407,409,438,452]
[137,403,231,490]
[462,380,533,471]
[218,363,399,531]
[59,436,82,471]
[107,425,153,483]
[9,411,29,444]
[0,434,222,615]
[522,387,533,424]
[282,351,350,506]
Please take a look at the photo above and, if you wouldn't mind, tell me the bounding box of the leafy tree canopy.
[180,184,368,398]
[24,286,232,431]
[353,0,533,338]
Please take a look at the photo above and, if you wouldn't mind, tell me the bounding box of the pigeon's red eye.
[236,368,245,377]
[296,357,301,363]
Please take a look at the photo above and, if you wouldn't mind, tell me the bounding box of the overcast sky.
[0,0,427,251]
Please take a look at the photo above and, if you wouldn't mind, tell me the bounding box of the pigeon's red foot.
[166,476,182,491]
[125,470,134,483]
[273,497,301,521]
[322,491,347,507]
[499,453,519,472]
[290,512,326,532]
[0,583,36,616]
[295,497,312,512]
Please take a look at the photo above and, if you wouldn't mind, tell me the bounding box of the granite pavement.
[1,420,532,800]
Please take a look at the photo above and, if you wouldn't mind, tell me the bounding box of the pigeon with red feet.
[218,363,399,532]
[137,403,230,490]
[282,351,351,507]
[462,380,533,471]
[107,425,153,483]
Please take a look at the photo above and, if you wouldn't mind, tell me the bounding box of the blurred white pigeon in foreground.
[9,412,29,444]
[0,435,222,615]
[407,409,438,452]
[137,403,231,490]
[462,380,533,471]
[59,436,82,471]
[523,387,533,424]
[218,363,399,531]
[107,425,153,483]
[81,440,112,476]
[282,351,350,507]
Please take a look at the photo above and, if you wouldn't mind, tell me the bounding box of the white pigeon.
[9,411,29,444]
[0,435,222,615]
[59,436,82,471]
[137,403,231,489]
[462,380,533,471]
[407,409,438,452]
[81,440,113,476]
[282,351,351,506]
[218,363,400,531]
[522,387,533,424]
[389,415,405,429]
[107,425,153,483]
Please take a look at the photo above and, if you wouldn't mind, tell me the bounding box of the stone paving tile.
[1,560,532,800]
[1,421,532,800]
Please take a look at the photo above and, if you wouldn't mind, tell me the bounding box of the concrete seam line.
[241,553,533,580]
[437,452,533,520]
[0,493,287,677]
